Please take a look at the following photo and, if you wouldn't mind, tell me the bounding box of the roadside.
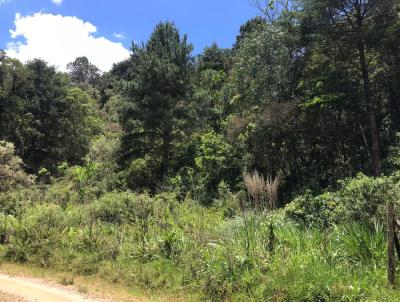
[0,263,191,302]
[0,273,101,302]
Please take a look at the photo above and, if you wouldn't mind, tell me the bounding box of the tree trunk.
[355,20,396,286]
[357,39,395,287]
[358,42,381,176]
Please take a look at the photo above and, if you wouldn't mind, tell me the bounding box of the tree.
[379,19,400,134]
[193,68,227,132]
[194,44,231,132]
[0,141,34,191]
[0,58,100,172]
[24,60,91,171]
[227,10,370,196]
[111,59,132,81]
[234,17,267,50]
[58,87,102,164]
[0,53,29,141]
[303,0,398,176]
[229,22,294,113]
[67,56,101,88]
[120,22,194,188]
[194,131,241,202]
[305,0,399,285]
[197,43,231,73]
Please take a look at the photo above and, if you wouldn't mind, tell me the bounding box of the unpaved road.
[0,290,27,302]
[0,273,102,302]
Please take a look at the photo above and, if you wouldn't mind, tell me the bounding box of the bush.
[0,141,34,192]
[0,191,25,217]
[1,173,399,301]
[337,173,394,224]
[5,203,65,265]
[285,173,397,227]
[284,190,340,227]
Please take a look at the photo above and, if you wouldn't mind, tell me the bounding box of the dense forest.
[1,0,400,301]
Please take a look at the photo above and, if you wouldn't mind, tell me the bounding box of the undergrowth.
[1,185,400,301]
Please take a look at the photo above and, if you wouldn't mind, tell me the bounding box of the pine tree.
[120,22,194,187]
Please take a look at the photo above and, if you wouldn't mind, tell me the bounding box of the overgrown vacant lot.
[1,0,400,301]
[1,173,400,301]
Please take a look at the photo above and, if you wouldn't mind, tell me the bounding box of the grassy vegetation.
[0,262,189,302]
[1,172,400,301]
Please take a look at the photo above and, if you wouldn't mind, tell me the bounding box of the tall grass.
[0,189,398,301]
[243,170,281,212]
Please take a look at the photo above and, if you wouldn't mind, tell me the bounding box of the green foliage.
[197,42,231,73]
[337,174,395,224]
[193,68,227,131]
[285,190,339,227]
[93,192,150,225]
[234,17,267,50]
[5,203,65,265]
[119,22,195,188]
[285,173,398,227]
[169,131,242,203]
[1,177,400,300]
[67,56,101,88]
[2,6,400,301]
[229,22,293,112]
[0,141,34,191]
[124,156,159,191]
[194,131,235,198]
[0,58,101,173]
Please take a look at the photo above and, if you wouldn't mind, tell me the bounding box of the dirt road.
[0,273,102,302]
[0,290,27,302]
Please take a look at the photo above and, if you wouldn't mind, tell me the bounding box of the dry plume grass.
[243,170,281,212]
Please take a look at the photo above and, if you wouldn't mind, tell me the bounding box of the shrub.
[337,173,395,224]
[285,173,398,227]
[284,190,339,227]
[0,191,25,217]
[5,203,65,265]
[193,131,242,204]
[0,174,398,301]
[215,181,242,218]
[125,156,159,191]
[0,141,34,192]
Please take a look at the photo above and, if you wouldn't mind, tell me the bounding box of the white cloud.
[51,0,63,6]
[0,0,10,6]
[6,13,130,72]
[113,32,125,40]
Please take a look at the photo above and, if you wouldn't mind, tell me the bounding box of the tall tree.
[194,43,231,132]
[251,0,299,22]
[303,0,398,176]
[120,22,194,187]
[67,56,101,88]
[229,22,294,113]
[1,58,100,172]
[233,17,267,50]
[226,20,299,194]
[197,43,231,73]
[0,53,29,144]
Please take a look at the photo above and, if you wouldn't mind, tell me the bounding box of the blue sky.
[0,0,260,71]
